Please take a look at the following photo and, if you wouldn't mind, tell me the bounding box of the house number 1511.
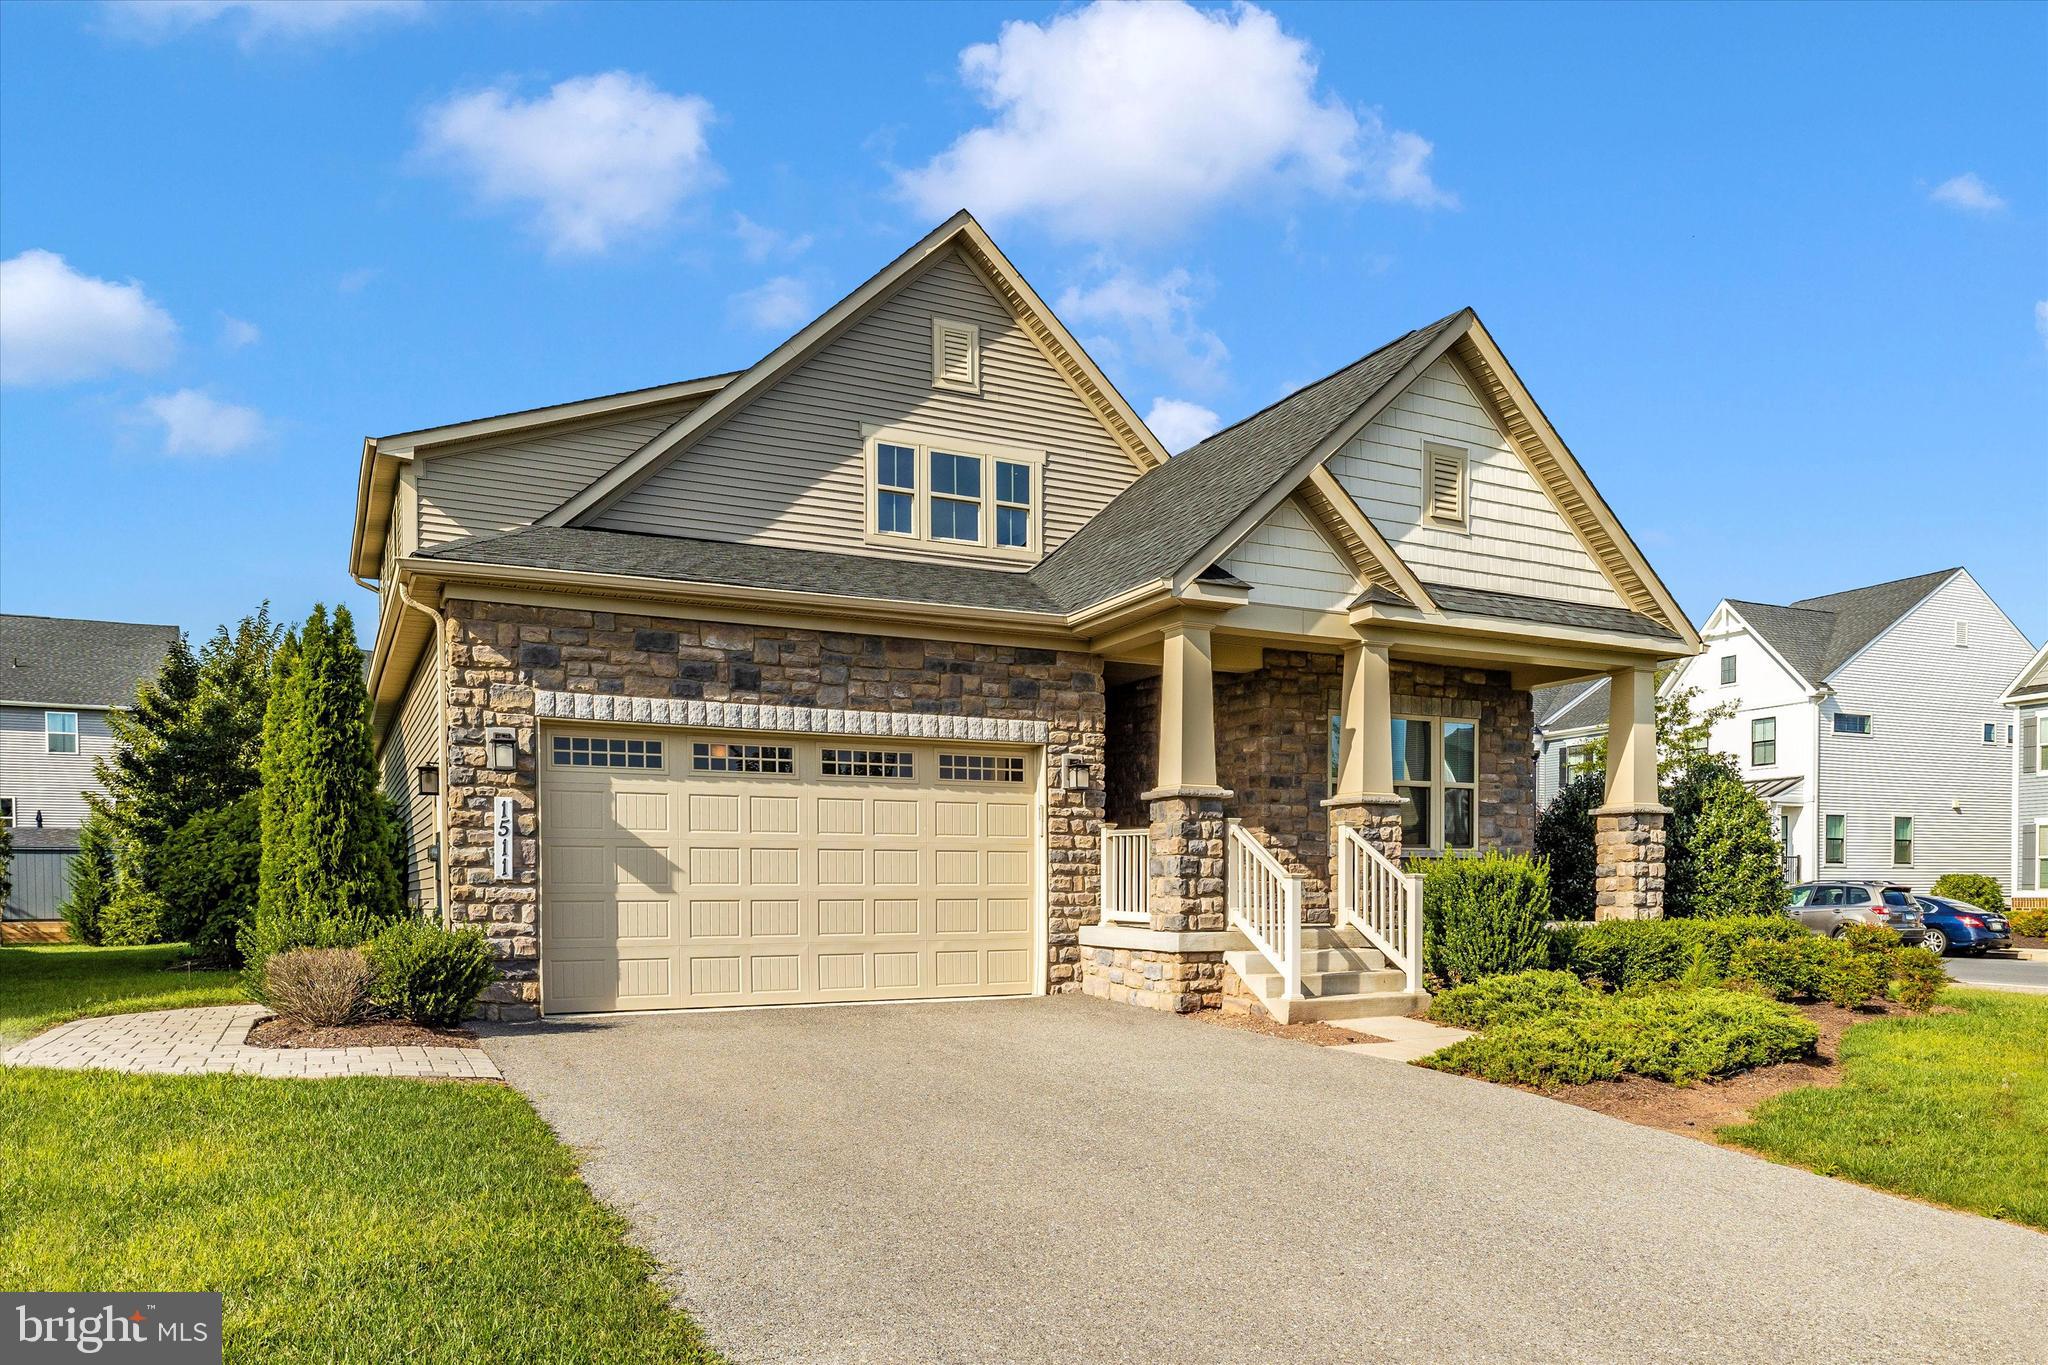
[493,796,516,879]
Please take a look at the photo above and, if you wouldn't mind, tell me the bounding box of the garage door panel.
[542,730,1040,1014]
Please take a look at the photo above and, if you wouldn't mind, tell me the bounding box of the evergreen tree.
[292,603,402,935]
[1535,770,1603,919]
[59,811,119,946]
[0,809,11,910]
[1686,770,1789,918]
[256,629,306,926]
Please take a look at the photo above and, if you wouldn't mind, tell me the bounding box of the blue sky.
[2,0,2043,648]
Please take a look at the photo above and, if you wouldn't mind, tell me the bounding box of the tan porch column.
[1141,619,1230,935]
[1325,638,1404,869]
[1595,662,1669,919]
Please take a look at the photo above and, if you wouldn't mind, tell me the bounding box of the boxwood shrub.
[365,920,495,1028]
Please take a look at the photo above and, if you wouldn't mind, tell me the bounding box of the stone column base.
[1143,787,1230,933]
[1594,805,1670,920]
[1081,946,1224,1013]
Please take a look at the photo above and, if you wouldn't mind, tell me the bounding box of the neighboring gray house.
[2000,640,2048,908]
[1,613,179,931]
[1532,678,1611,807]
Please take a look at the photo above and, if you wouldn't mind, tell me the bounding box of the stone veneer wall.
[1104,678,1159,830]
[441,598,1105,1019]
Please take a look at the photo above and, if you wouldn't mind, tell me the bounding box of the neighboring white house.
[1999,640,2048,908]
[0,613,179,931]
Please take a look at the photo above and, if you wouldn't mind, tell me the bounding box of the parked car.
[1910,895,2012,957]
[1784,882,1927,945]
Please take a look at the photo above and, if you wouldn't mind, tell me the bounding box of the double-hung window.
[1391,716,1478,852]
[45,711,78,755]
[1892,816,1914,866]
[1750,716,1777,766]
[864,429,1042,558]
[1720,655,1737,686]
[1823,814,1845,864]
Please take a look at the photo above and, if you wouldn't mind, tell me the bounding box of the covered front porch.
[1077,602,1676,1018]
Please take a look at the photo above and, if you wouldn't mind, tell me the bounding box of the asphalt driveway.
[484,997,2047,1364]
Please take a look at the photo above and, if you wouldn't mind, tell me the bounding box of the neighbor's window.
[0,797,12,824]
[1720,655,1737,686]
[1983,723,1999,745]
[1892,816,1914,866]
[2037,819,2048,889]
[1391,716,1478,851]
[1750,716,1777,766]
[1824,814,1845,864]
[1833,713,1870,735]
[865,431,1041,557]
[45,711,78,755]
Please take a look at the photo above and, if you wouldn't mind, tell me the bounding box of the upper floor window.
[1750,716,1777,766]
[1983,722,2001,745]
[1720,655,1737,686]
[45,711,78,755]
[864,428,1042,559]
[1833,713,1870,735]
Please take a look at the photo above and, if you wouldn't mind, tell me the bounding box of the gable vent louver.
[1425,444,1467,526]
[932,317,980,393]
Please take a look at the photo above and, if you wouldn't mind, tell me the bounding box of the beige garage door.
[539,728,1041,1013]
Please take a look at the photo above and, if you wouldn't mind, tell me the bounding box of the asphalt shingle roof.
[1532,678,1609,733]
[1399,584,1680,641]
[1030,310,1469,612]
[419,527,1066,616]
[1729,568,1960,685]
[0,615,180,709]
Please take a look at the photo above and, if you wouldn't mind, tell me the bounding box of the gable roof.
[2001,639,2048,706]
[543,210,1169,528]
[0,614,179,709]
[1032,311,1469,611]
[1726,567,1961,687]
[1533,677,1609,734]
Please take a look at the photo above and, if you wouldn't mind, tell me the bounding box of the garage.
[538,727,1042,1013]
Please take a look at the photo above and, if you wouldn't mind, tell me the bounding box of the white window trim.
[1832,712,1872,736]
[45,710,79,755]
[1982,722,2000,745]
[861,425,1045,562]
[1891,814,1914,868]
[1421,441,1470,531]
[2035,817,2048,889]
[1823,813,1846,865]
[1392,713,1480,853]
[1750,714,1778,768]
[931,317,980,394]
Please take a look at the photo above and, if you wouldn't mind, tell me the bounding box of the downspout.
[396,579,451,926]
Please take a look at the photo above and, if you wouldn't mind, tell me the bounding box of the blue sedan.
[1912,896,2013,957]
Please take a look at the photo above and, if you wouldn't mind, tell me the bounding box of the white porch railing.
[1100,827,1150,924]
[1226,820,1305,1001]
[1336,824,1424,995]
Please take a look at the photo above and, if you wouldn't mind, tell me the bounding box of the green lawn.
[0,943,246,1044]
[0,1068,723,1363]
[1720,989,2048,1228]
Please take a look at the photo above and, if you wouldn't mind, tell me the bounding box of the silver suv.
[1785,881,1927,945]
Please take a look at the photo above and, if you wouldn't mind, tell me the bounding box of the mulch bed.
[246,1016,482,1050]
[1197,1009,1386,1048]
[1540,1000,1935,1139]
[2012,935,2046,952]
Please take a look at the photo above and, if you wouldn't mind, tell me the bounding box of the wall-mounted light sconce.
[1059,754,1090,791]
[485,727,518,772]
[415,762,440,797]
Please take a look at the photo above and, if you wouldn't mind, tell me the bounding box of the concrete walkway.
[484,995,2047,1365]
[3,1004,500,1080]
[1333,1012,1473,1061]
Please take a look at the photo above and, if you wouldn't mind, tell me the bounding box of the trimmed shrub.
[98,889,168,947]
[365,920,494,1028]
[1418,851,1553,987]
[1838,921,1899,956]
[1726,936,1835,1002]
[1602,989,1819,1084]
[1929,873,2006,915]
[1428,969,1592,1031]
[2012,908,2048,939]
[1814,951,1884,1009]
[1550,914,1803,990]
[155,792,261,964]
[1684,772,1789,918]
[1421,1011,1625,1088]
[1535,771,1602,921]
[263,947,373,1027]
[238,911,364,998]
[1885,947,1947,1011]
[1725,932,1944,1011]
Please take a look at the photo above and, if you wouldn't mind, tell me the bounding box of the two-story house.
[1620,569,2033,892]
[2000,641,2048,909]
[354,211,1698,1024]
[1,613,179,937]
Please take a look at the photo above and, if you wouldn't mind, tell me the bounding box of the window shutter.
[2022,823,2037,890]
[2024,715,2038,774]
[931,318,979,392]
[1424,445,1466,525]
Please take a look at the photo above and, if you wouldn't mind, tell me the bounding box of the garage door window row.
[692,741,796,774]
[821,748,915,779]
[938,753,1026,783]
[553,736,664,769]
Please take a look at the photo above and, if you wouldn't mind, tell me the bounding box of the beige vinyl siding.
[416,403,702,548]
[590,246,1144,565]
[1329,358,1623,607]
[1814,571,2034,893]
[379,657,442,915]
[1218,498,1359,612]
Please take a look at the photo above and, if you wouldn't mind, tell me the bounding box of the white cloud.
[732,213,813,263]
[336,266,381,295]
[101,0,426,48]
[898,1,1454,239]
[729,276,813,331]
[2035,300,2047,350]
[140,389,268,456]
[219,314,261,349]
[0,249,178,387]
[1057,268,1228,391]
[418,72,719,255]
[1929,172,2006,214]
[1145,397,1222,454]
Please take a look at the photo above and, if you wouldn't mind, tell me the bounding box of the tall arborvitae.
[254,627,305,928]
[292,603,402,935]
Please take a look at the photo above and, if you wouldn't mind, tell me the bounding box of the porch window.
[1391,715,1478,852]
[1892,816,1913,866]
[1751,716,1777,766]
[1824,813,1845,864]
